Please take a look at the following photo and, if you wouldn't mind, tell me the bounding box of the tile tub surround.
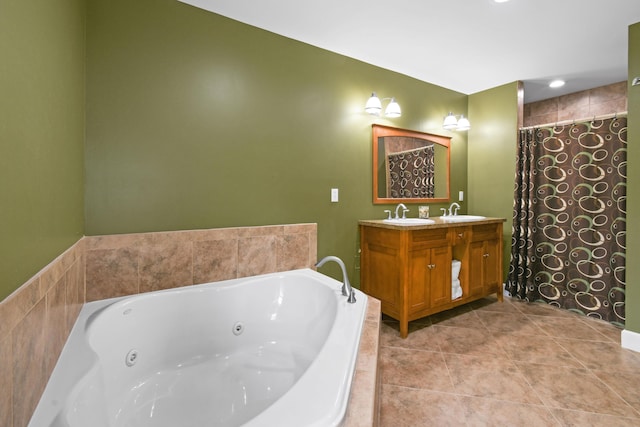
[84,223,318,301]
[0,239,85,427]
[1,223,382,427]
[345,296,382,427]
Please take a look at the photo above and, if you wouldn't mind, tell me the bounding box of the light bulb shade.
[365,93,382,115]
[456,116,471,131]
[384,98,401,118]
[443,112,458,130]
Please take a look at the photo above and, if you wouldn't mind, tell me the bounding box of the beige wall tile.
[238,225,285,238]
[283,223,316,234]
[277,233,311,271]
[65,258,84,332]
[139,241,193,293]
[193,239,238,284]
[12,298,47,427]
[0,333,12,427]
[529,98,558,116]
[86,232,145,250]
[523,112,557,128]
[558,104,590,122]
[86,248,139,301]
[45,277,68,377]
[189,227,239,242]
[558,91,589,111]
[524,81,627,127]
[238,235,278,277]
[0,277,40,340]
[590,98,627,118]
[590,81,627,103]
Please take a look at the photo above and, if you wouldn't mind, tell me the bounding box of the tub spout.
[315,256,356,303]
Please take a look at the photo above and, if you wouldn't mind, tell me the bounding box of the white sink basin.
[383,218,436,226]
[440,215,486,222]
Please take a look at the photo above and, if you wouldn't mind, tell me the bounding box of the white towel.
[452,259,461,280]
[452,278,462,300]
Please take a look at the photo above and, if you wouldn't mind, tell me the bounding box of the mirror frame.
[372,124,451,204]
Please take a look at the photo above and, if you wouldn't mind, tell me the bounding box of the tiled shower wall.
[0,223,317,427]
[523,81,627,127]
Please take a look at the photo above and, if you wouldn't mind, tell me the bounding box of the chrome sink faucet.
[315,256,356,303]
[394,203,409,219]
[448,202,461,216]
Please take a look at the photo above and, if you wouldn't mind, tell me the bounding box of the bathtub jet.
[29,269,367,427]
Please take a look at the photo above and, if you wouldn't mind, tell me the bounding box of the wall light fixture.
[442,112,471,131]
[365,92,401,118]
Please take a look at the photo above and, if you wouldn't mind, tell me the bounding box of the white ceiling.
[179,0,640,103]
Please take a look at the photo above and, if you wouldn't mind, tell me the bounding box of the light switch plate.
[331,188,339,202]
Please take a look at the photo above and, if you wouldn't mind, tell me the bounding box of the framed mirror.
[372,124,451,204]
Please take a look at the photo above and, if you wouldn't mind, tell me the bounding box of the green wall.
[626,23,640,332]
[0,0,85,300]
[468,82,520,280]
[85,0,469,286]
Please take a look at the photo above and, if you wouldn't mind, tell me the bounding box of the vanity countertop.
[358,217,506,230]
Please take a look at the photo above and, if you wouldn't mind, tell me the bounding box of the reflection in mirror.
[372,124,451,204]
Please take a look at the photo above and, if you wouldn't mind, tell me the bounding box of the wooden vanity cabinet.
[359,219,504,338]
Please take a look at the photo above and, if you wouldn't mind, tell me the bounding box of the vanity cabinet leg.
[400,320,409,338]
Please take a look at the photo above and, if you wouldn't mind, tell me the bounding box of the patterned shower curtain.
[506,116,627,326]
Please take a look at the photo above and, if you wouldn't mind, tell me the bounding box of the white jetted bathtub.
[30,268,367,427]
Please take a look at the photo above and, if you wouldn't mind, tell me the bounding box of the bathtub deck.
[344,296,381,427]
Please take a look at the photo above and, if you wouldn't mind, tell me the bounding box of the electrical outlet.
[459,191,464,201]
[331,188,339,202]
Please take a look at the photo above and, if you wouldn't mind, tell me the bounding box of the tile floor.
[378,296,640,426]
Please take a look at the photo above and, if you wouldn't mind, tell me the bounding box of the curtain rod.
[520,111,628,131]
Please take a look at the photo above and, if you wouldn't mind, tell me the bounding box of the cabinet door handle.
[483,253,490,258]
[458,233,464,238]
[427,264,435,269]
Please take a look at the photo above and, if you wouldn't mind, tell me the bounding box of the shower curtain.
[506,116,627,326]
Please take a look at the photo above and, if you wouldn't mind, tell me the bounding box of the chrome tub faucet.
[315,256,356,303]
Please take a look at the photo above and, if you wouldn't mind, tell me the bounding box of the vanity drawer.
[449,226,471,245]
[410,228,449,248]
[471,223,500,241]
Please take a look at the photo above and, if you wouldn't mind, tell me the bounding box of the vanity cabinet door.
[409,248,431,314]
[483,238,501,294]
[409,245,452,313]
[469,238,501,296]
[468,241,486,297]
[428,245,453,308]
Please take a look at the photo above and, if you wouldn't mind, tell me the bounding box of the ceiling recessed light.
[549,79,565,88]
[494,0,510,3]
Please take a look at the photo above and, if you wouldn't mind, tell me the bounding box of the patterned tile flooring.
[378,296,640,426]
